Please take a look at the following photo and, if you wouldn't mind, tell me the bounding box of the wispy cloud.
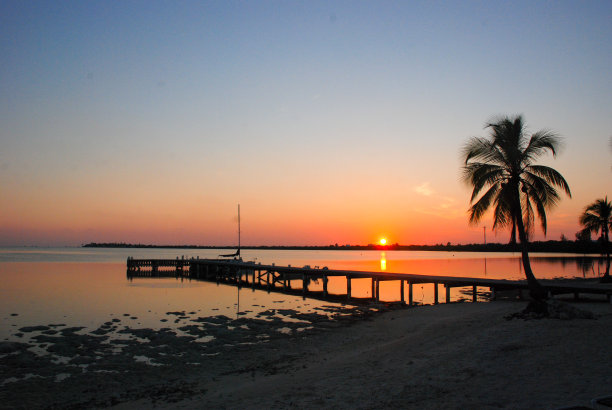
[439,196,456,209]
[414,182,434,197]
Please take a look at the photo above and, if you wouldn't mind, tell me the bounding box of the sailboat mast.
[237,204,241,253]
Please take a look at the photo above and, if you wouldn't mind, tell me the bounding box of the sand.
[2,299,612,409]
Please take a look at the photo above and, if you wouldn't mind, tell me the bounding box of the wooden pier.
[126,257,612,304]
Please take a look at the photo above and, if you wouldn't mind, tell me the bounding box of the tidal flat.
[0,304,383,409]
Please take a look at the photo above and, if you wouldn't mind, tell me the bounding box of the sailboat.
[220,204,241,260]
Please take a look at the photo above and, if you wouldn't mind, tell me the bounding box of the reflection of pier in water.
[127,257,612,304]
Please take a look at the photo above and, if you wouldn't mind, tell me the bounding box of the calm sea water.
[0,247,605,341]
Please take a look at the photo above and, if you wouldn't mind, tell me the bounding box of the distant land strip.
[83,241,607,254]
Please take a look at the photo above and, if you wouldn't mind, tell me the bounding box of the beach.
[3,298,611,409]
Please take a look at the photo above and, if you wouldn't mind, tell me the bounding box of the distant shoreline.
[83,241,605,254]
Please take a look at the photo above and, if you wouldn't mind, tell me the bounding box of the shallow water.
[0,247,606,342]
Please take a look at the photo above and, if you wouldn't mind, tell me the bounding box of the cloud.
[414,182,434,197]
[439,196,456,209]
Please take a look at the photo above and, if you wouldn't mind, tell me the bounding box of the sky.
[1,0,611,247]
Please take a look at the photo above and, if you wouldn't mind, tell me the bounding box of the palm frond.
[462,163,505,202]
[462,137,505,165]
[492,192,512,231]
[523,173,561,209]
[524,130,562,161]
[531,187,549,234]
[580,197,612,236]
[580,212,602,235]
[468,184,499,225]
[526,165,571,197]
[523,195,536,238]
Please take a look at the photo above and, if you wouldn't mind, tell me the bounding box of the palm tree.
[579,197,611,281]
[462,115,571,301]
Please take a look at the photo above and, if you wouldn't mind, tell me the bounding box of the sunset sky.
[1,1,611,247]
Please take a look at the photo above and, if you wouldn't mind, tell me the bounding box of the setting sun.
[379,238,387,246]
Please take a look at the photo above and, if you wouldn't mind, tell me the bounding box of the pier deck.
[126,257,612,304]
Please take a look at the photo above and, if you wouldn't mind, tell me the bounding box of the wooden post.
[408,280,413,306]
[302,274,308,294]
[445,284,451,304]
[472,285,477,302]
[434,282,439,304]
[323,276,328,297]
[375,279,380,302]
[490,287,496,300]
[400,280,405,305]
[347,276,352,300]
[371,278,376,300]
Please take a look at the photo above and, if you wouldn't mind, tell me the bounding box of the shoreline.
[2,298,611,409]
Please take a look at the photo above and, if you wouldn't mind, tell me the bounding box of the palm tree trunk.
[603,228,610,281]
[511,185,547,301]
[515,214,547,300]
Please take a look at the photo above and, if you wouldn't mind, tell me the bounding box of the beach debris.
[506,300,596,320]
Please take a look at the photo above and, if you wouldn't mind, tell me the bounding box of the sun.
[379,238,387,246]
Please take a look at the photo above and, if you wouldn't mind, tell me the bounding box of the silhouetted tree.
[579,196,611,281]
[575,229,591,242]
[462,115,571,303]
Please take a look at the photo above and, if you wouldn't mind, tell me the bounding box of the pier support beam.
[445,284,451,304]
[347,276,352,300]
[408,281,413,306]
[375,279,380,302]
[371,278,376,300]
[434,282,439,304]
[472,286,477,302]
[323,276,328,297]
[400,280,405,305]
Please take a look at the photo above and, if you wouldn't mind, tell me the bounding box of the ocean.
[0,247,605,342]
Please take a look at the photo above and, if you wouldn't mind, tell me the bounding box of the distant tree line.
[83,240,606,254]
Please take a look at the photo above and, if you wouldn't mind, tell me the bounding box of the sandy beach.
[2,297,611,409]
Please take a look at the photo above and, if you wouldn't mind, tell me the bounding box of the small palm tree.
[462,115,571,301]
[579,197,611,281]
